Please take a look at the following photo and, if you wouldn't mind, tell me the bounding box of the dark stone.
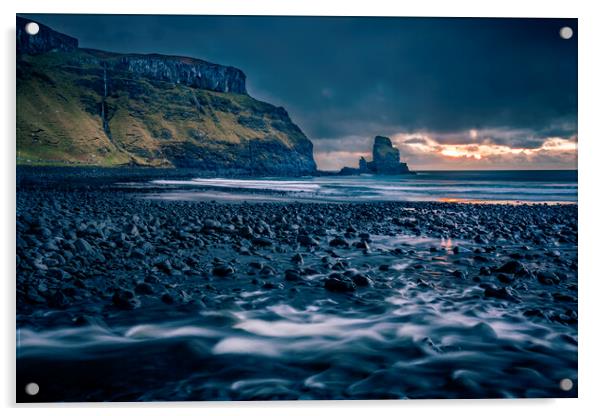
[351,273,372,287]
[291,253,304,264]
[262,282,283,290]
[452,270,465,279]
[524,309,546,318]
[112,289,140,310]
[496,260,527,275]
[47,291,69,308]
[259,265,276,276]
[537,271,560,285]
[298,235,319,247]
[204,219,222,229]
[480,283,518,302]
[332,261,348,271]
[135,282,154,295]
[329,237,349,248]
[161,293,175,304]
[480,266,492,276]
[212,264,235,277]
[47,268,72,280]
[249,261,263,270]
[74,238,95,256]
[35,227,52,239]
[284,269,302,282]
[496,273,514,284]
[324,273,356,293]
[553,293,576,302]
[354,240,370,250]
[156,258,173,274]
[252,237,273,247]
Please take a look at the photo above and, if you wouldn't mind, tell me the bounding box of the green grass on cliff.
[17,49,305,167]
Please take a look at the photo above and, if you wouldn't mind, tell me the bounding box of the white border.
[2,0,601,415]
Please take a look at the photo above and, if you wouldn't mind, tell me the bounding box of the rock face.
[16,17,316,175]
[369,136,409,174]
[339,136,412,175]
[359,157,368,172]
[110,54,246,95]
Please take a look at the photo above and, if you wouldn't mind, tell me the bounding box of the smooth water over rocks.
[16,169,577,401]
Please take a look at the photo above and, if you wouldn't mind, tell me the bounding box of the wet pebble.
[324,273,356,292]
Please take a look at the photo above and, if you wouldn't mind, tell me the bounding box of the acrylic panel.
[16,14,578,402]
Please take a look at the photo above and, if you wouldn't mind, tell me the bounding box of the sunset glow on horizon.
[313,130,578,171]
[399,133,578,161]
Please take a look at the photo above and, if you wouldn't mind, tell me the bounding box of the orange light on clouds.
[441,147,483,159]
[395,132,577,161]
[313,131,577,171]
[541,137,578,152]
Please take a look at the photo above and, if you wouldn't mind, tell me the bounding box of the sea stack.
[368,136,411,174]
[339,136,412,175]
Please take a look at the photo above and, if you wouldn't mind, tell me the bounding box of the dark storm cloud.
[20,14,577,167]
[484,136,544,149]
[426,128,547,148]
[404,138,428,145]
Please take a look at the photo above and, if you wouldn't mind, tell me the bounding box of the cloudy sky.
[23,14,578,170]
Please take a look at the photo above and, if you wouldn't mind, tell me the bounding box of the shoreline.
[141,190,578,206]
[16,166,578,206]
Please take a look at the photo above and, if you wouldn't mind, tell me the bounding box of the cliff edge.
[16,17,316,175]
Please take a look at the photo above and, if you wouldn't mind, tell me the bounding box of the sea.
[149,170,577,204]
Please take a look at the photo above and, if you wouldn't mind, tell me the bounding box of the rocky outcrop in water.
[369,136,410,174]
[338,136,412,175]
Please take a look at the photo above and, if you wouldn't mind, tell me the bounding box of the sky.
[22,14,578,170]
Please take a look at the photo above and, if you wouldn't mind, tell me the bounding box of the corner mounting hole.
[25,22,39,36]
[25,382,39,396]
[559,26,573,40]
[559,378,573,391]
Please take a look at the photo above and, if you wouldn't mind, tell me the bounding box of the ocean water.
[149,170,577,203]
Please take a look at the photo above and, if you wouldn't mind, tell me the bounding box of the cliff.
[338,136,412,175]
[109,54,246,94]
[16,17,316,175]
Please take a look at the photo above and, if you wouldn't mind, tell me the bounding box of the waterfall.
[100,64,112,140]
[103,66,108,97]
